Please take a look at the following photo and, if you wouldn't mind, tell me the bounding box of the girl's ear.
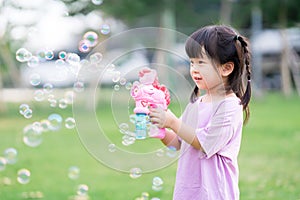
[220,62,234,77]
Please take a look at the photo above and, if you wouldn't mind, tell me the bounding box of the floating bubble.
[40,119,51,132]
[48,99,57,108]
[65,117,76,129]
[0,157,7,171]
[68,166,80,180]
[141,192,150,199]
[92,0,103,5]
[66,53,80,66]
[17,168,31,184]
[119,77,127,85]
[107,64,115,72]
[19,104,30,115]
[4,148,18,165]
[119,123,129,134]
[32,121,43,133]
[112,71,121,82]
[129,167,142,179]
[114,84,120,91]
[43,83,54,94]
[125,82,132,90]
[58,51,67,60]
[33,89,45,102]
[48,113,63,131]
[27,56,39,68]
[100,24,110,35]
[108,143,116,152]
[89,52,103,64]
[36,49,46,60]
[23,108,33,119]
[152,176,163,191]
[73,81,85,93]
[45,50,54,60]
[29,73,41,86]
[77,184,89,196]
[55,59,65,67]
[166,146,177,158]
[16,48,32,62]
[59,98,68,109]
[122,135,135,146]
[83,31,98,47]
[23,124,43,147]
[78,40,90,53]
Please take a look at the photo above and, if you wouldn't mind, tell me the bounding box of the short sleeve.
[196,99,242,159]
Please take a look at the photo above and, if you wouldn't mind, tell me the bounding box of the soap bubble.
[45,50,54,60]
[129,167,142,179]
[112,71,121,82]
[0,157,7,171]
[4,148,18,165]
[119,123,129,134]
[16,48,32,62]
[166,146,177,158]
[141,192,150,199]
[59,98,68,109]
[58,51,67,59]
[66,53,80,66]
[23,108,33,119]
[92,0,103,5]
[29,73,41,86]
[89,52,103,64]
[78,40,90,53]
[23,124,43,147]
[114,84,120,91]
[125,82,132,90]
[108,144,116,152]
[119,77,127,85]
[83,31,98,47]
[73,81,85,93]
[43,83,54,94]
[77,184,89,196]
[17,168,31,184]
[19,104,30,115]
[122,135,135,146]
[100,24,110,35]
[156,149,164,157]
[33,89,45,102]
[48,113,63,131]
[68,166,80,180]
[152,176,163,191]
[65,117,76,129]
[40,119,51,132]
[27,56,39,68]
[55,58,65,67]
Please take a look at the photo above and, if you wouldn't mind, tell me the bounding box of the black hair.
[185,25,252,123]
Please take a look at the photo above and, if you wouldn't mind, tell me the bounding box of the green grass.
[0,92,300,199]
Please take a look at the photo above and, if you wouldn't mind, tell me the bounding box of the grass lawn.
[0,91,299,199]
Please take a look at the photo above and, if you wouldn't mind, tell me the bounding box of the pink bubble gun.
[130,67,170,139]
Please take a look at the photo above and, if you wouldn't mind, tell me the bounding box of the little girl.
[149,24,251,200]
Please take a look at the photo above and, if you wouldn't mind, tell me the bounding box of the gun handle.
[149,126,166,139]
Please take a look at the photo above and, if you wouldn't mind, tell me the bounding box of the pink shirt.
[173,96,243,200]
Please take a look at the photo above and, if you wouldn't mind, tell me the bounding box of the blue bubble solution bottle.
[135,113,148,139]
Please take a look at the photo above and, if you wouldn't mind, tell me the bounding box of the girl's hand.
[149,108,177,129]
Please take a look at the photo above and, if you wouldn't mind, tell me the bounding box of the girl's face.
[189,54,224,94]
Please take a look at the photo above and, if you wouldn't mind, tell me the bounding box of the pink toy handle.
[148,104,166,139]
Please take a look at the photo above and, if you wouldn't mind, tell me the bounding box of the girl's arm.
[150,108,204,151]
[160,129,181,150]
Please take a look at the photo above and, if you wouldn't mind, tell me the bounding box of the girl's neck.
[201,90,235,103]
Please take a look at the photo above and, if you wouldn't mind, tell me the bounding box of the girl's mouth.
[194,77,202,81]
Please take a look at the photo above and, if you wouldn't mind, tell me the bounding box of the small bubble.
[119,123,129,134]
[129,167,142,179]
[48,113,63,131]
[114,84,120,91]
[68,166,80,180]
[108,143,116,152]
[29,73,41,86]
[166,146,177,158]
[17,168,31,184]
[77,184,89,196]
[89,52,103,64]
[122,135,135,146]
[125,82,132,90]
[45,50,54,60]
[66,53,80,66]
[112,71,121,82]
[156,149,164,157]
[16,48,32,62]
[27,56,39,68]
[78,40,90,53]
[33,89,45,102]
[55,59,65,67]
[4,148,18,165]
[58,51,67,59]
[141,192,150,199]
[65,117,76,129]
[59,98,68,109]
[19,104,30,115]
[152,176,163,191]
[23,109,33,119]
[40,119,51,132]
[83,31,98,47]
[23,124,42,147]
[119,77,127,85]
[100,24,110,35]
[43,83,54,94]
[73,81,85,93]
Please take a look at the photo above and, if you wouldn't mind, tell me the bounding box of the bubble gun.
[130,67,170,139]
